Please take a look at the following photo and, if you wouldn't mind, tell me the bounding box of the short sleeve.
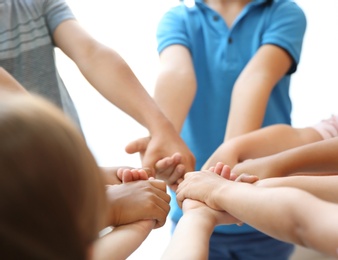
[261,1,307,74]
[44,0,75,35]
[156,5,191,54]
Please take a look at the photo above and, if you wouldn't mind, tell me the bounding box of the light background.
[56,1,338,259]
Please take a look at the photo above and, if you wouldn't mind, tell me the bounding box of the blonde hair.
[0,93,107,259]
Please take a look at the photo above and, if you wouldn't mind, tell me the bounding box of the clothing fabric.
[312,115,338,139]
[208,227,294,260]
[0,0,81,129]
[157,0,306,258]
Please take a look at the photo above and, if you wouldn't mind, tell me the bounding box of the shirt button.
[228,37,233,44]
[213,15,219,21]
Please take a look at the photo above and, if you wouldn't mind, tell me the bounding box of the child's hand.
[209,162,259,183]
[155,152,186,191]
[105,179,170,229]
[182,199,241,226]
[117,167,152,183]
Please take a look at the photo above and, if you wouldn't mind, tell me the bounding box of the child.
[127,0,307,258]
[0,0,195,179]
[0,92,170,259]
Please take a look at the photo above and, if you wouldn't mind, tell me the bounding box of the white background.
[56,1,338,259]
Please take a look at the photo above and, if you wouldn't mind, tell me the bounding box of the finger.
[176,177,184,185]
[213,162,225,175]
[171,152,182,164]
[138,169,150,180]
[220,165,231,179]
[229,172,238,181]
[122,169,133,183]
[125,136,150,154]
[175,191,184,208]
[142,167,155,178]
[155,157,174,171]
[117,168,123,181]
[166,164,186,185]
[148,179,168,194]
[154,208,169,229]
[235,174,259,183]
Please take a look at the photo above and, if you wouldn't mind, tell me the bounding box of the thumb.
[125,136,150,154]
[235,173,259,183]
[148,178,167,192]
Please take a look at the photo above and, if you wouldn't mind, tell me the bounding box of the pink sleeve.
[311,115,338,139]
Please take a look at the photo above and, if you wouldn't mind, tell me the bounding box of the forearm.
[161,212,214,260]
[236,125,322,162]
[154,45,196,132]
[218,183,338,257]
[205,125,321,171]
[225,44,292,140]
[78,44,173,134]
[268,137,338,175]
[93,220,154,260]
[255,175,338,203]
[216,184,312,245]
[55,20,169,134]
[226,81,269,140]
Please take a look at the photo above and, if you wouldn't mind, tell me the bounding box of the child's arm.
[233,137,338,178]
[203,124,322,171]
[255,175,338,204]
[54,19,195,182]
[214,184,338,257]
[161,199,239,260]
[93,220,155,260]
[225,45,292,140]
[176,170,338,257]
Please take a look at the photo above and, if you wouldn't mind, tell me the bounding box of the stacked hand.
[105,167,171,229]
[177,162,259,225]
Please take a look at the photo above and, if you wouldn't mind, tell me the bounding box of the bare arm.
[54,20,166,130]
[203,124,322,170]
[93,220,154,260]
[161,201,215,260]
[154,45,196,133]
[233,137,338,178]
[255,175,338,204]
[161,199,239,260]
[215,183,338,257]
[53,20,194,174]
[176,171,338,257]
[225,44,292,140]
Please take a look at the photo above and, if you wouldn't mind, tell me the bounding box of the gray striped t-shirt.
[0,0,81,129]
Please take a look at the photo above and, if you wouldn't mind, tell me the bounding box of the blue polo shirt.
[157,0,306,234]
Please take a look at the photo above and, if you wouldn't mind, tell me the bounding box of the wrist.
[184,209,217,231]
[147,114,177,136]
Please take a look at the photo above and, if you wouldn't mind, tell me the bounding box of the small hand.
[182,199,240,226]
[117,167,152,183]
[155,152,186,191]
[209,162,259,183]
[106,179,170,229]
[125,130,195,184]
